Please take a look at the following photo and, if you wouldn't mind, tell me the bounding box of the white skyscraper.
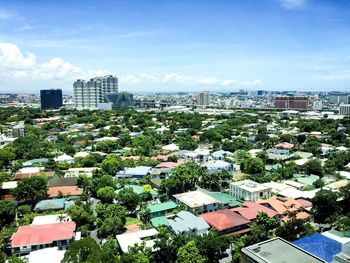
[198,91,209,106]
[73,75,118,109]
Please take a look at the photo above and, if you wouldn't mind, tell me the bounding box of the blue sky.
[0,0,350,93]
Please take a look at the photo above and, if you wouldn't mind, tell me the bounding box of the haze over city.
[0,0,350,93]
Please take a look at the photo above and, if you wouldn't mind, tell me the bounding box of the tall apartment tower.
[73,75,118,109]
[198,91,209,106]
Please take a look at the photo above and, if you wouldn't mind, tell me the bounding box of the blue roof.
[167,211,209,235]
[34,198,65,211]
[292,233,342,262]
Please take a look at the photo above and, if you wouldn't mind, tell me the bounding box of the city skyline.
[0,0,350,93]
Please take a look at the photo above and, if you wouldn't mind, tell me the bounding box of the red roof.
[48,186,83,198]
[156,162,180,168]
[230,201,278,220]
[199,209,250,232]
[275,142,295,149]
[11,222,76,247]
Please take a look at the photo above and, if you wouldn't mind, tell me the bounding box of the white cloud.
[278,0,306,9]
[0,42,264,91]
[119,72,262,88]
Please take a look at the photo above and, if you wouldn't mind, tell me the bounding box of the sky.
[0,0,350,93]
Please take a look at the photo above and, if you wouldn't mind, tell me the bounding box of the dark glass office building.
[40,89,63,109]
[106,92,133,109]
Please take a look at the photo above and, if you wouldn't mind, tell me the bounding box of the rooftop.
[242,237,326,263]
[116,228,158,253]
[199,209,250,232]
[173,190,220,208]
[34,198,65,211]
[231,180,271,192]
[167,211,209,234]
[147,201,177,214]
[206,192,242,207]
[11,222,76,247]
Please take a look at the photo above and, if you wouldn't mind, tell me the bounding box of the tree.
[97,186,116,204]
[93,174,115,195]
[193,231,229,262]
[0,148,15,167]
[312,189,341,223]
[241,157,264,175]
[62,237,102,263]
[0,200,16,227]
[66,204,95,228]
[101,238,119,263]
[14,175,48,205]
[176,240,206,263]
[97,217,124,238]
[303,159,324,176]
[116,187,140,212]
[275,214,315,241]
[101,155,124,175]
[312,179,325,188]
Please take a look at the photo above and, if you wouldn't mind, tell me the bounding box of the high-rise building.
[40,89,63,109]
[329,92,349,105]
[198,91,209,106]
[73,75,118,109]
[106,92,133,109]
[339,104,350,115]
[274,96,308,109]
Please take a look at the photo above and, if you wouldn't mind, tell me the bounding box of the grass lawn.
[125,217,142,226]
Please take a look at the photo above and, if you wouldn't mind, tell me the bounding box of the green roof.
[207,192,242,207]
[150,216,169,227]
[296,176,319,186]
[293,151,314,159]
[147,201,177,214]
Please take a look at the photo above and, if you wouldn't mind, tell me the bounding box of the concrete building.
[274,96,308,109]
[73,75,118,109]
[106,92,133,109]
[198,91,209,106]
[8,121,25,138]
[329,92,349,105]
[339,104,350,115]
[230,180,272,201]
[40,89,63,109]
[173,190,220,214]
[241,237,326,263]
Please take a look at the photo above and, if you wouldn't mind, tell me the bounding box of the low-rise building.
[10,221,76,255]
[199,209,251,234]
[230,180,272,201]
[167,211,209,235]
[173,190,220,214]
[147,201,178,219]
[116,166,152,179]
[116,229,158,253]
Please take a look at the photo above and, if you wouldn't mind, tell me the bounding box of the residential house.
[10,221,76,255]
[199,209,251,235]
[173,190,220,214]
[47,186,83,198]
[205,160,233,174]
[257,195,310,222]
[147,201,178,219]
[230,201,279,221]
[211,150,232,160]
[116,229,158,253]
[64,167,100,178]
[167,211,210,235]
[116,166,152,179]
[230,180,272,202]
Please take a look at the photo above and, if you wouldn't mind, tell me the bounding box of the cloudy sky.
[0,0,350,93]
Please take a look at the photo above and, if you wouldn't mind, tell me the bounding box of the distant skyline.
[0,0,350,93]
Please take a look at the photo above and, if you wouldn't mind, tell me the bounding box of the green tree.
[62,237,102,263]
[0,200,16,227]
[101,154,124,175]
[303,159,324,176]
[116,187,140,212]
[312,189,341,223]
[176,240,206,263]
[275,214,315,241]
[66,204,95,228]
[97,217,124,238]
[241,157,264,174]
[97,186,116,204]
[14,175,48,205]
